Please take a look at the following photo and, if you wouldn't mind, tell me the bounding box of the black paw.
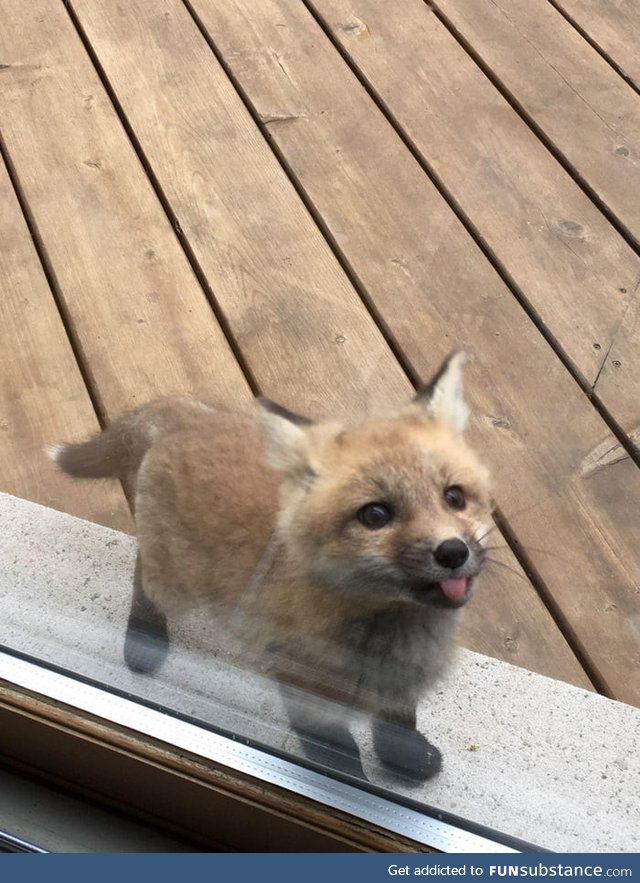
[295,722,367,781]
[373,719,442,783]
[124,615,169,674]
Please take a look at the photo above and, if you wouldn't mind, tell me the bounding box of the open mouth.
[440,576,470,603]
[412,576,474,607]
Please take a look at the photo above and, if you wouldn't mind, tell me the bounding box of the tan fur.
[52,356,491,722]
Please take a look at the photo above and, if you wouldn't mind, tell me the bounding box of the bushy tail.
[48,395,218,483]
[48,408,153,480]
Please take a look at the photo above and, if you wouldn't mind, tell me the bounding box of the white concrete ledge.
[0,492,637,852]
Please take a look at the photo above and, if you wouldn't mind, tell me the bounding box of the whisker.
[474,523,500,544]
[483,544,570,565]
[508,544,570,564]
[483,556,531,585]
[476,494,557,547]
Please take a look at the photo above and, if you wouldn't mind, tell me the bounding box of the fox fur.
[50,351,491,782]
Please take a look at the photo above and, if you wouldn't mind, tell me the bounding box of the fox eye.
[444,485,466,510]
[357,502,394,529]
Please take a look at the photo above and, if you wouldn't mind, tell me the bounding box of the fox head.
[257,352,492,609]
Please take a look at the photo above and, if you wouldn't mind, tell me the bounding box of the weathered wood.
[52,0,589,686]
[66,0,411,421]
[432,0,640,247]
[0,158,131,531]
[550,0,640,92]
[184,0,640,700]
[426,0,640,428]
[0,0,252,434]
[308,0,640,439]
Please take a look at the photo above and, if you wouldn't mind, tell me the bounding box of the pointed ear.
[413,351,469,434]
[255,398,315,481]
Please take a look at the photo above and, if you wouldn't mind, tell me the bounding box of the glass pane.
[1,0,639,856]
[1,481,638,853]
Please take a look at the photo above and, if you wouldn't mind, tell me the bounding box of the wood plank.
[57,0,589,687]
[307,0,640,439]
[0,0,252,433]
[432,0,640,247]
[428,0,640,428]
[550,0,640,92]
[62,0,413,421]
[0,157,131,532]
[177,0,640,701]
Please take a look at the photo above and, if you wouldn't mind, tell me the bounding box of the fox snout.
[400,535,485,607]
[433,537,470,569]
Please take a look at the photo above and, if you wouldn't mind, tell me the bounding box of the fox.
[49,351,492,783]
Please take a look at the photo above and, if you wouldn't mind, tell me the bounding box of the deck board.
[68,0,411,420]
[0,159,131,532]
[433,0,640,247]
[550,0,640,92]
[309,0,640,439]
[0,0,252,424]
[175,0,639,702]
[63,0,596,686]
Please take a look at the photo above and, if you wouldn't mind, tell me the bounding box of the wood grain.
[550,0,640,92]
[308,0,640,438]
[57,0,590,687]
[0,158,131,531]
[0,0,252,434]
[433,0,640,247]
[185,0,640,701]
[67,0,411,421]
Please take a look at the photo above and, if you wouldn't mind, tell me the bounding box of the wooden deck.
[1,0,639,706]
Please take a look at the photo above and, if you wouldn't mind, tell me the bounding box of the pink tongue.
[440,577,469,601]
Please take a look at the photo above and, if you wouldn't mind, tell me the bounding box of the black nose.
[434,538,469,570]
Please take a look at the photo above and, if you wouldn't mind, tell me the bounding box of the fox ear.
[255,398,315,480]
[413,350,469,434]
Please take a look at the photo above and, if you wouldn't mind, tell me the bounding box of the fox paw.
[295,722,367,781]
[373,720,442,783]
[124,616,169,674]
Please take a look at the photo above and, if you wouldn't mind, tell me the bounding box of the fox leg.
[124,554,170,674]
[372,707,442,783]
[278,682,366,781]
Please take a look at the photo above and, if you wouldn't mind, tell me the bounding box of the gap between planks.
[61,0,261,399]
[545,0,640,95]
[299,0,640,469]
[0,144,132,530]
[0,131,107,429]
[179,0,423,391]
[427,0,640,255]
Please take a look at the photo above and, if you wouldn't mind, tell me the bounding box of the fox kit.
[51,352,491,782]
